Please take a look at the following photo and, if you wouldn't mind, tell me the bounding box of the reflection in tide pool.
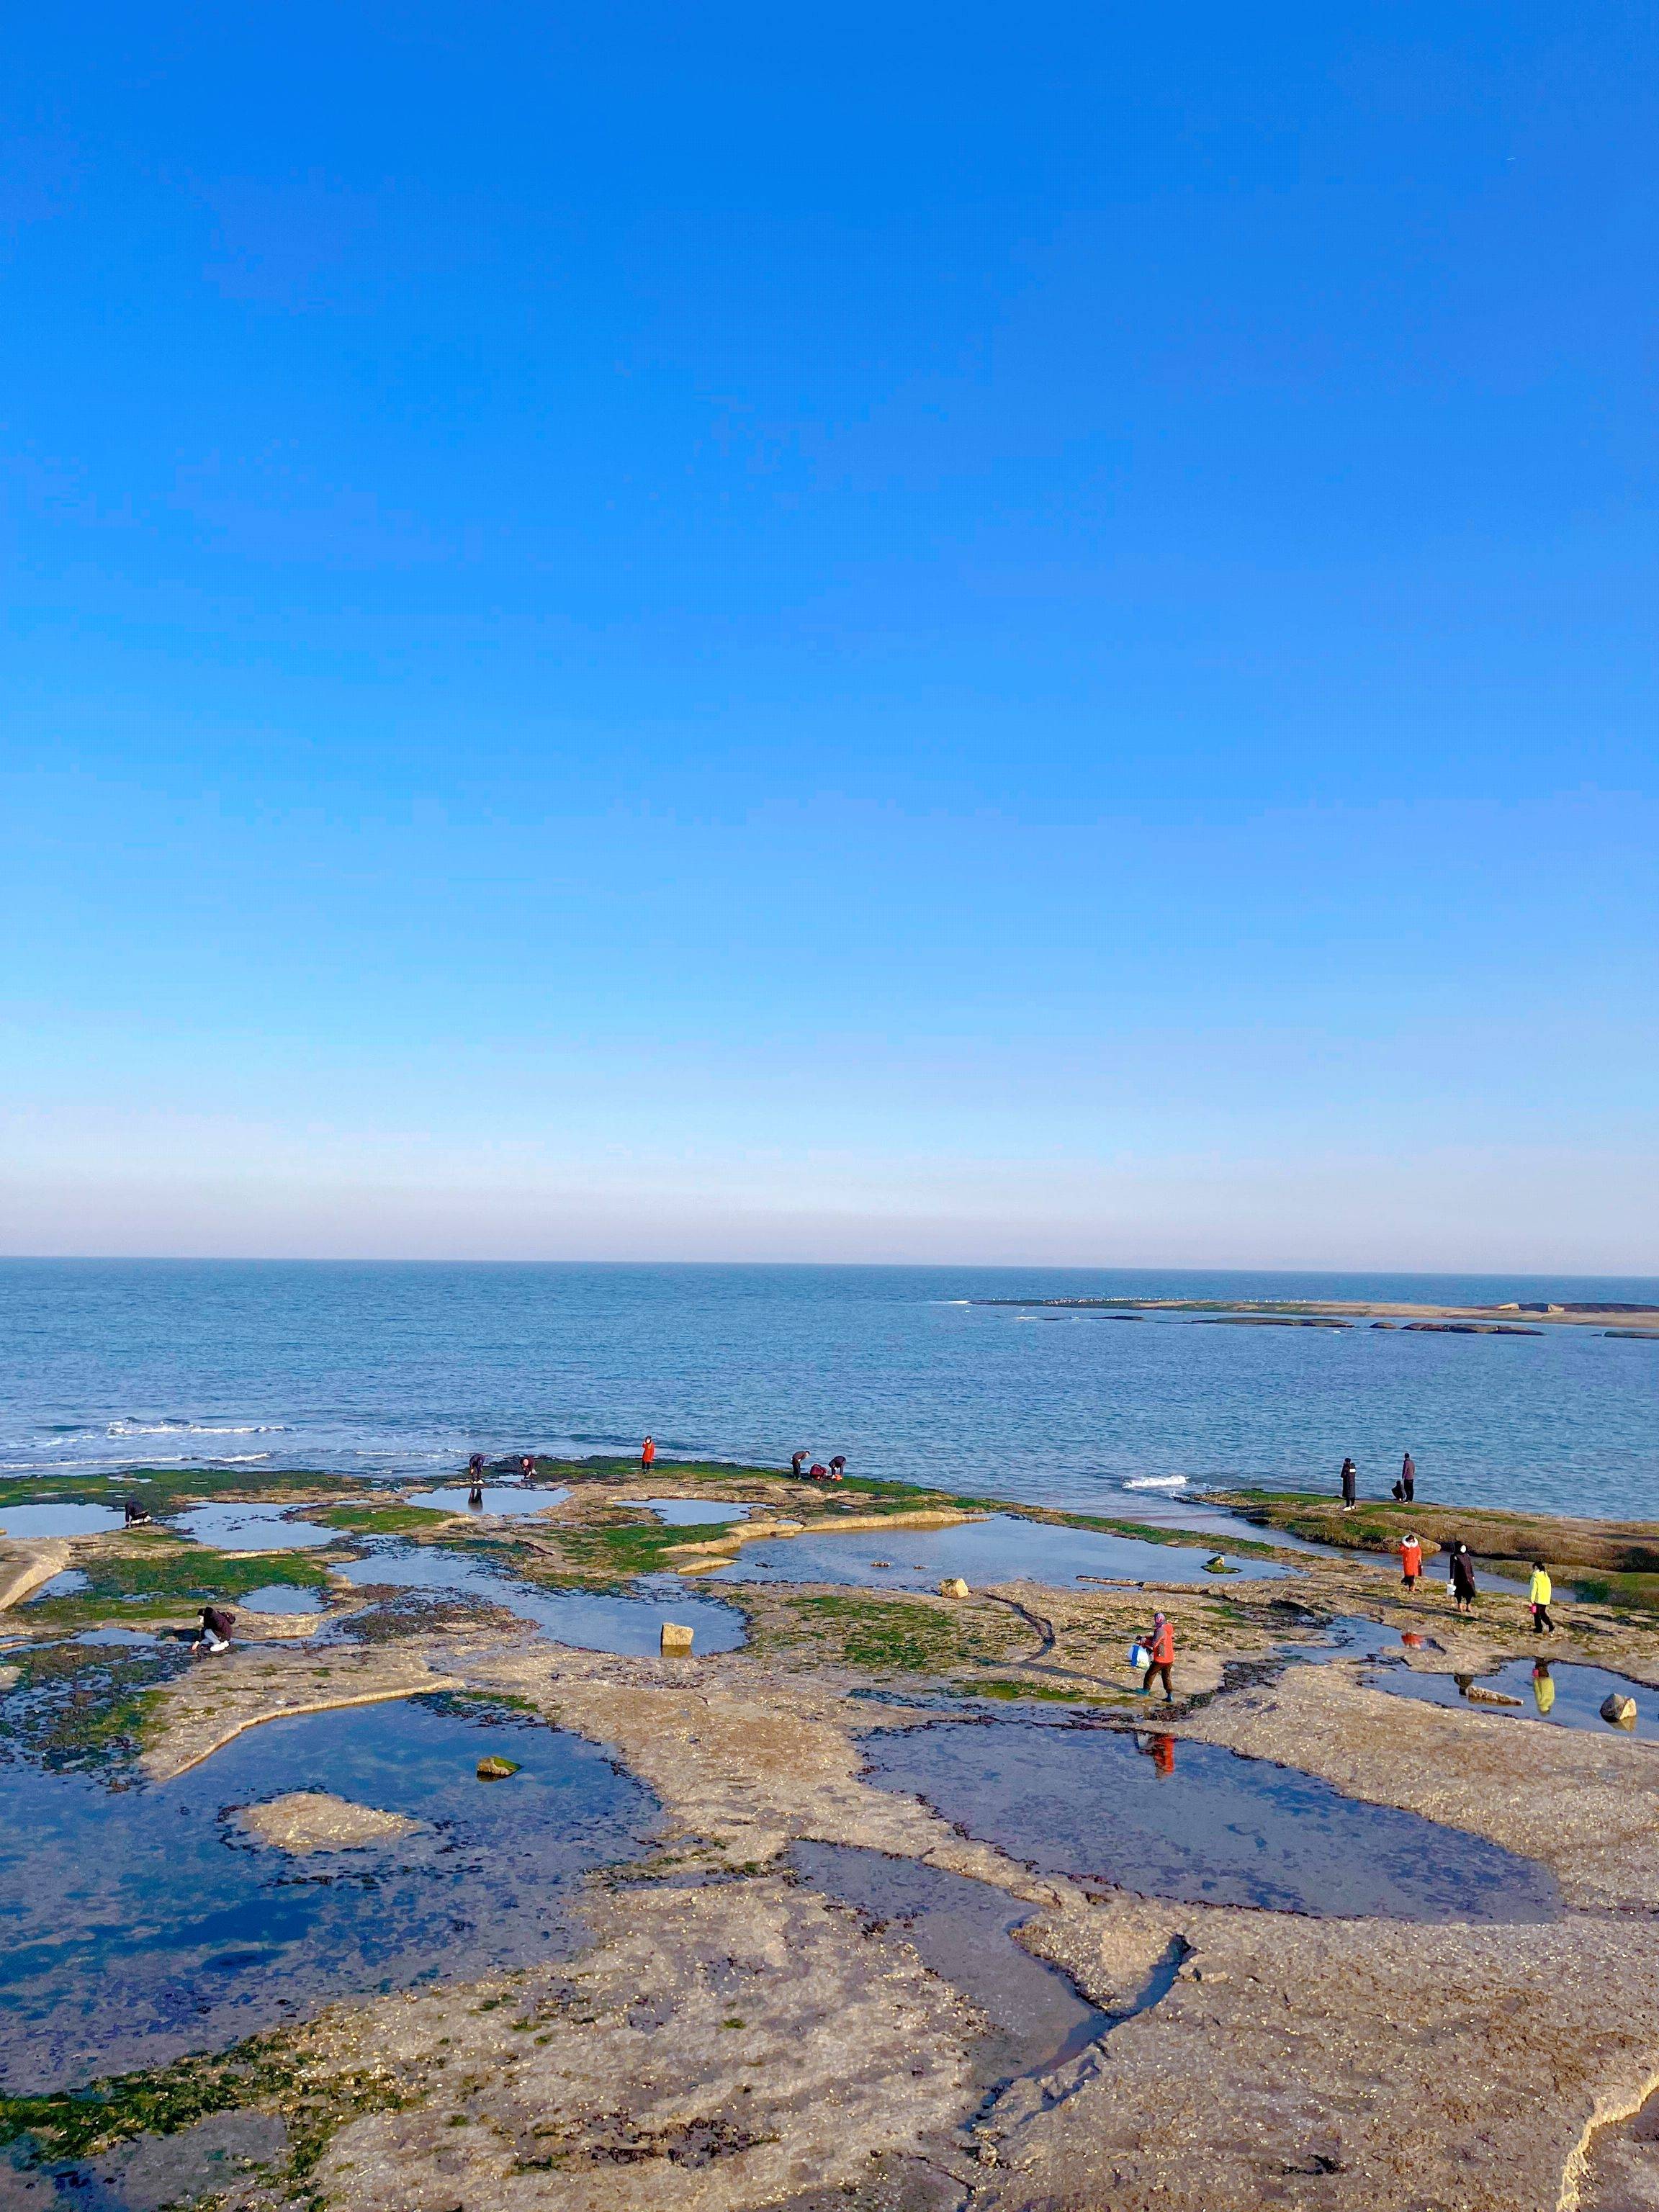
[337,1544,747,1654]
[714,1514,1287,1593]
[413,1485,570,1517]
[1372,1655,1659,1739]
[861,1717,1562,1922]
[0,1695,659,2093]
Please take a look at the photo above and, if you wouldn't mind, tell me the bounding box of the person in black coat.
[1449,1542,1478,1614]
[1339,1457,1358,1509]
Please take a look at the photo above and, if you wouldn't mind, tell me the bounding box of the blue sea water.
[1,1260,1655,1520]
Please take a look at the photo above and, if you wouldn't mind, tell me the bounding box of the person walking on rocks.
[1145,1611,1175,1701]
[641,1435,656,1473]
[1449,1542,1478,1614]
[1399,1532,1423,1593]
[1529,1561,1556,1635]
[1339,1457,1358,1510]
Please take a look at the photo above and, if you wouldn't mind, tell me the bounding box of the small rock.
[476,1755,521,1781]
[660,1622,696,1655]
[1465,1685,1525,1707]
[938,1578,970,1600]
[1601,1693,1639,1727]
[237,1793,421,1853]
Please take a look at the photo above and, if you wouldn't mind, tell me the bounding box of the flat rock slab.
[237,1791,422,1855]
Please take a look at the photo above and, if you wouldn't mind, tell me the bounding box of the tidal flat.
[6,1455,1659,2211]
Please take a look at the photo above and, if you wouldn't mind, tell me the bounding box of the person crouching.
[193,1604,235,1655]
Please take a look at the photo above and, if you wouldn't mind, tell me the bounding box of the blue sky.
[3,2,1655,1265]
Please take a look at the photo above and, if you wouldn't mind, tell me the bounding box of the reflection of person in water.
[1532,1661,1556,1717]
[1138,1732,1176,1778]
[467,1453,485,1508]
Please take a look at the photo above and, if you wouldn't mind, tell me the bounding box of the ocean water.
[1,1261,1655,1520]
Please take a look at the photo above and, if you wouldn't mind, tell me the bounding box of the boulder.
[938,1578,970,1600]
[476,1755,521,1781]
[1601,1693,1639,1727]
[660,1622,696,1655]
[237,1792,421,1853]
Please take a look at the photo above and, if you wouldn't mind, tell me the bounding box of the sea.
[1,1261,1655,1522]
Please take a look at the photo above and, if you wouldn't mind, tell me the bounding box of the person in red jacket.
[1399,1532,1424,1592]
[641,1436,656,1473]
[1146,1611,1175,1701]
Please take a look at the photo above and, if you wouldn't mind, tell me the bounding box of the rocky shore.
[5,1458,1659,2211]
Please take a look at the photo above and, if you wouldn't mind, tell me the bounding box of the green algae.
[754,1591,1025,1676]
[316,1502,454,1534]
[0,1640,186,1773]
[515,1514,743,1587]
[958,1678,1115,1704]
[24,1544,332,1629]
[0,2033,417,2182]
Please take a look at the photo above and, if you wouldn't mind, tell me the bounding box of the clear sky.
[3,3,1655,1267]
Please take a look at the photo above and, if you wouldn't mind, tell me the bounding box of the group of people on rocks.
[1340,1452,1557,1632]
[1339,1450,1416,1509]
[789,1449,848,1482]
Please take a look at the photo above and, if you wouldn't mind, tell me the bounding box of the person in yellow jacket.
[1529,1561,1555,1635]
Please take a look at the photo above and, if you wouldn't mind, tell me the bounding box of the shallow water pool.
[860,1717,1562,1922]
[1370,1654,1659,1739]
[166,1502,339,1551]
[0,1503,127,1541]
[639,1496,752,1526]
[239,1585,325,1614]
[789,1840,1111,2086]
[412,1484,570,1517]
[0,1694,659,2094]
[337,1544,747,1653]
[712,1514,1287,1593]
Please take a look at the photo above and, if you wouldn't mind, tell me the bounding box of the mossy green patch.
[22,1545,334,1635]
[958,1677,1110,1704]
[316,1503,454,1534]
[52,1545,331,1604]
[0,1641,188,1773]
[521,1514,742,1586]
[755,1591,1025,1675]
[0,2031,418,2180]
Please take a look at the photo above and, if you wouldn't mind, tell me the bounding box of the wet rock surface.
[235,1792,421,1856]
[11,1462,1659,2208]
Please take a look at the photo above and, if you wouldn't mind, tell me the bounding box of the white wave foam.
[1123,1474,1190,1491]
[106,1421,289,1438]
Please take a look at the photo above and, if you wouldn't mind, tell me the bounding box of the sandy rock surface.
[0,1542,71,1612]
[299,1875,979,2212]
[237,1791,422,1855]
